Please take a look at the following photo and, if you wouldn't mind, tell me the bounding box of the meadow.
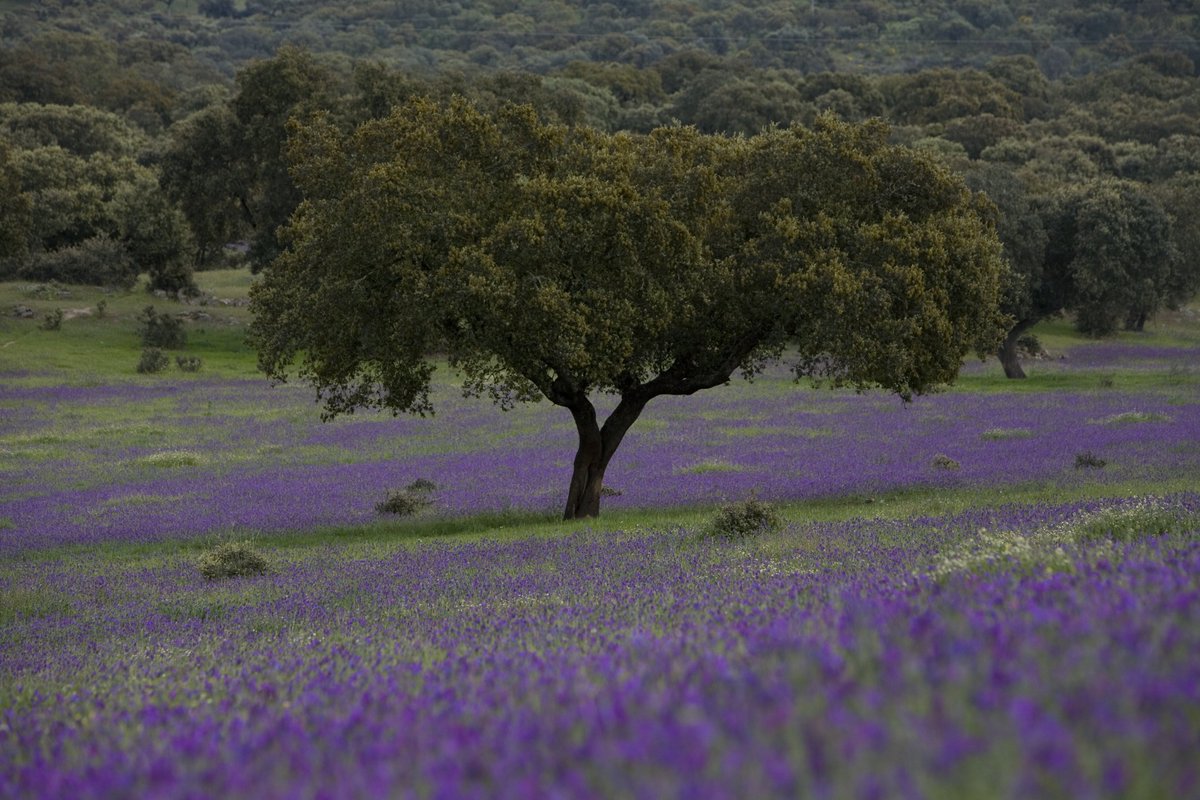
[2,274,1199,798]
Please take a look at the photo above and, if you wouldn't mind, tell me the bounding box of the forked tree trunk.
[998,319,1036,380]
[562,394,648,520]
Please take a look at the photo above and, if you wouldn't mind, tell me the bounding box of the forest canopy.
[0,1,1196,350]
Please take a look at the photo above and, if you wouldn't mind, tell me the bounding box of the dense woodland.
[1,0,1199,369]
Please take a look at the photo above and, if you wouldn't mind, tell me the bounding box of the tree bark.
[998,319,1036,379]
[562,394,649,520]
[553,331,765,519]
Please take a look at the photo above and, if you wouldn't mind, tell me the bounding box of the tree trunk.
[998,331,1026,379]
[562,394,648,520]
[997,319,1036,380]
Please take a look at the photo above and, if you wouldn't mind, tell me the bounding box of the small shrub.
[136,347,170,374]
[22,281,72,300]
[39,308,63,331]
[176,355,203,372]
[376,490,432,516]
[137,305,186,349]
[1074,451,1107,469]
[1016,334,1046,358]
[708,497,782,538]
[198,540,269,581]
[931,454,960,470]
[980,427,1034,440]
[405,478,438,494]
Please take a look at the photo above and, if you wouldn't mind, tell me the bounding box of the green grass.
[0,271,260,379]
[3,277,1198,573]
[675,458,746,475]
[1093,410,1173,425]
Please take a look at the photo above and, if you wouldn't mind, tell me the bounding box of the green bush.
[405,478,438,494]
[136,347,170,374]
[931,454,960,470]
[20,236,137,288]
[198,540,270,581]
[137,305,186,349]
[708,497,782,538]
[376,490,432,516]
[39,308,63,331]
[175,355,203,372]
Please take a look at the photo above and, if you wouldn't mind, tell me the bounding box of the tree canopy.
[250,99,1006,518]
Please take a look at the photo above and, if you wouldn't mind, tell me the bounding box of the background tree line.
[0,1,1197,360]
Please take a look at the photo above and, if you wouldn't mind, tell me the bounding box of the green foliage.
[980,428,1033,440]
[38,308,63,331]
[882,69,1023,125]
[3,107,192,289]
[1052,497,1200,544]
[198,540,270,581]
[1045,179,1177,338]
[1016,335,1046,358]
[137,306,186,350]
[136,347,170,374]
[1096,411,1171,425]
[375,490,432,517]
[0,142,31,263]
[707,497,782,539]
[375,478,438,516]
[251,99,1005,518]
[21,236,137,289]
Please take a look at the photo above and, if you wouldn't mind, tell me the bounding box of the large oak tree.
[250,98,1007,519]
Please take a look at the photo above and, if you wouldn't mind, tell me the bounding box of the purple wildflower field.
[3,496,1200,798]
[3,339,1200,798]
[2,363,1199,551]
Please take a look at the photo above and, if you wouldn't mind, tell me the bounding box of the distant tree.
[0,142,32,265]
[231,46,338,269]
[0,102,143,158]
[941,114,1024,160]
[0,48,83,106]
[1152,174,1200,316]
[986,55,1052,119]
[160,104,251,267]
[251,100,1006,519]
[9,143,191,289]
[669,69,806,134]
[961,163,1052,379]
[881,69,1023,125]
[1045,179,1177,337]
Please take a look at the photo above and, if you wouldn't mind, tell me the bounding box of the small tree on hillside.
[250,100,1006,519]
